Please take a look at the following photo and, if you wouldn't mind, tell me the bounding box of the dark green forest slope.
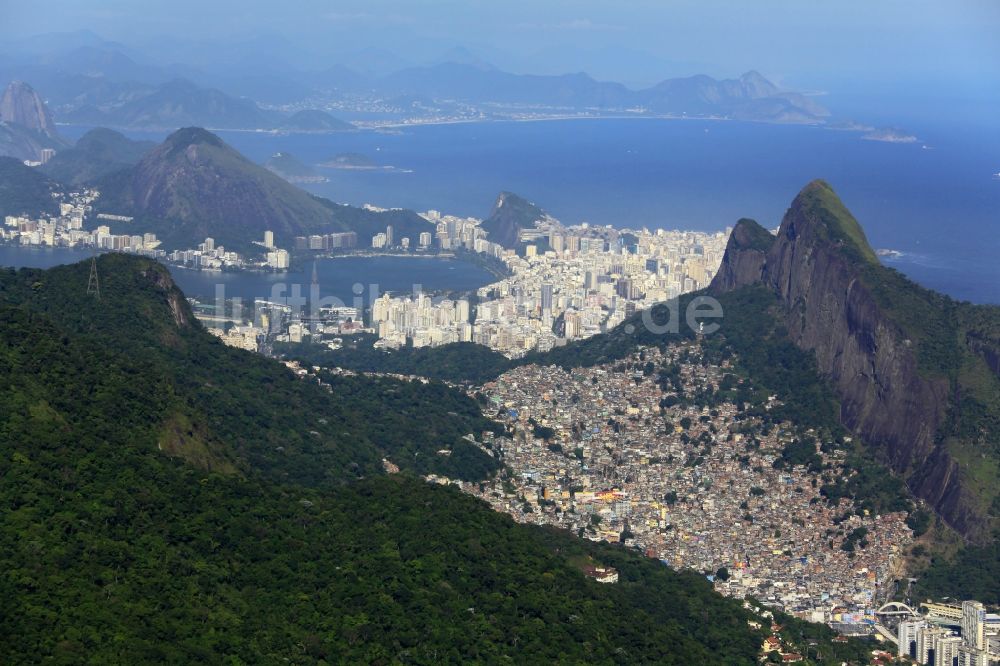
[277,334,514,385]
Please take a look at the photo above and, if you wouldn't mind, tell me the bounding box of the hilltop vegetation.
[278,334,514,385]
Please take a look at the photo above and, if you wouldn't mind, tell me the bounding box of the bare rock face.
[711,218,772,291]
[710,180,991,541]
[0,81,57,135]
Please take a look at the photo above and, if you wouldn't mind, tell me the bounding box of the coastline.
[56,112,819,138]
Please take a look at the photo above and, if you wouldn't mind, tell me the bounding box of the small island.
[320,152,377,169]
[863,127,918,144]
[318,152,410,173]
[264,152,328,183]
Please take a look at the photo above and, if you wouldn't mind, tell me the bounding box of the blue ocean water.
[62,117,1000,303]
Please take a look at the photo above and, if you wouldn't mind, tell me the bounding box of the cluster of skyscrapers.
[293,231,358,251]
[898,601,1000,665]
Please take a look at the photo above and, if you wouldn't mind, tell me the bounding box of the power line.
[86,254,101,300]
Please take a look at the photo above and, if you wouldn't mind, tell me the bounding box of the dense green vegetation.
[772,612,883,665]
[318,373,504,480]
[0,155,60,218]
[5,254,830,663]
[793,180,878,264]
[278,334,514,384]
[915,527,1000,604]
[0,400,768,664]
[731,217,775,251]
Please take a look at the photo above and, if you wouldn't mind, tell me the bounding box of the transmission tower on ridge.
[86,253,101,300]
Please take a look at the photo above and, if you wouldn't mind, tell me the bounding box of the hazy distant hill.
[34,46,177,85]
[40,127,154,185]
[279,109,353,132]
[380,63,632,109]
[0,156,61,217]
[64,78,276,130]
[636,71,826,121]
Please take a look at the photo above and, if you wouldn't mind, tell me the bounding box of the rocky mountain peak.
[710,180,997,542]
[777,179,878,264]
[0,80,57,135]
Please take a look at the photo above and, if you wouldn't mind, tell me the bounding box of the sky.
[1,0,998,94]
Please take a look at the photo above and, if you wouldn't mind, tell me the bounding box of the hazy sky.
[2,0,998,92]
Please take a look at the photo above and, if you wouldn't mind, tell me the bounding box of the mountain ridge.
[710,180,1000,543]
[378,65,826,123]
[4,45,830,128]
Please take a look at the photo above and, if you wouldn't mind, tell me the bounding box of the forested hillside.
[0,254,854,663]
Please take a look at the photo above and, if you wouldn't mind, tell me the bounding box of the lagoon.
[0,247,497,305]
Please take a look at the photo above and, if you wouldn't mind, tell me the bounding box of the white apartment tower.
[962,601,986,650]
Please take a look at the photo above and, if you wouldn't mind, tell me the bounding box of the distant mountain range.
[375,65,827,122]
[81,78,274,130]
[0,36,831,130]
